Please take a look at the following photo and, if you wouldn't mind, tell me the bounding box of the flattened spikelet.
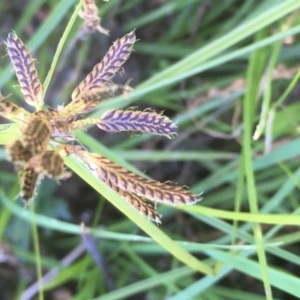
[0,92,30,122]
[58,84,132,121]
[122,191,161,224]
[98,109,177,138]
[71,31,136,101]
[77,151,202,205]
[107,181,161,223]
[63,144,161,223]
[6,32,43,109]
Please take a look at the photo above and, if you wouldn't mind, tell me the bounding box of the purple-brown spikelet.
[71,31,136,102]
[77,151,202,205]
[61,145,161,223]
[106,180,161,223]
[97,109,177,138]
[58,84,132,120]
[6,32,43,109]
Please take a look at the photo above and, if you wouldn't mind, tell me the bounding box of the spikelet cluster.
[0,13,202,222]
[62,145,202,223]
[75,150,200,206]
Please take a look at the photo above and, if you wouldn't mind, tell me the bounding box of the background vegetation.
[1,0,300,299]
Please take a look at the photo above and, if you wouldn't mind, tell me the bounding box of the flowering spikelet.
[70,31,136,103]
[17,148,70,204]
[0,92,30,123]
[98,109,178,138]
[6,32,43,109]
[29,150,70,179]
[7,140,32,163]
[61,145,162,222]
[7,113,52,164]
[104,179,161,223]
[20,114,52,156]
[75,150,201,205]
[79,0,109,35]
[40,151,65,178]
[58,84,132,121]
[19,167,41,203]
